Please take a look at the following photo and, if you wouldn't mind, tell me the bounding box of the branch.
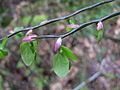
[0,0,115,41]
[35,11,120,39]
[73,59,106,90]
[73,71,101,90]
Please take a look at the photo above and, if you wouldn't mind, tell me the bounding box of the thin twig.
[73,72,101,90]
[73,59,106,90]
[35,11,120,39]
[0,0,115,41]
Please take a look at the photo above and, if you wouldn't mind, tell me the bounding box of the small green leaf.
[97,29,104,42]
[0,37,8,49]
[60,46,79,61]
[93,29,99,37]
[20,42,36,66]
[0,51,5,59]
[0,49,8,59]
[53,53,70,77]
[69,20,75,25]
[0,37,8,59]
[66,20,76,32]
[0,49,8,56]
[66,27,73,32]
[94,29,104,42]
[31,41,38,50]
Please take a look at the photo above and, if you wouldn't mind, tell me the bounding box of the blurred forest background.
[0,0,120,90]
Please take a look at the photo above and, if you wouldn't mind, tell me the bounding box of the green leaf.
[0,37,8,59]
[20,42,36,66]
[93,29,99,37]
[53,53,70,77]
[0,37,8,49]
[0,49,8,56]
[97,29,104,42]
[66,27,73,32]
[60,46,79,61]
[66,20,76,32]
[0,49,8,59]
[0,51,5,59]
[94,29,104,42]
[30,41,38,51]
[69,20,75,25]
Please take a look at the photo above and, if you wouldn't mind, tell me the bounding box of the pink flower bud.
[67,24,79,28]
[9,30,15,34]
[97,21,103,31]
[22,34,37,42]
[54,38,62,52]
[26,29,33,35]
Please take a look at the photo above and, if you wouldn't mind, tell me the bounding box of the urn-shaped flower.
[54,38,62,52]
[97,21,103,31]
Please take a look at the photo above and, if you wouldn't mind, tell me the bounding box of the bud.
[22,34,37,42]
[9,30,15,34]
[26,29,33,35]
[67,24,79,28]
[97,21,103,31]
[54,38,62,52]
